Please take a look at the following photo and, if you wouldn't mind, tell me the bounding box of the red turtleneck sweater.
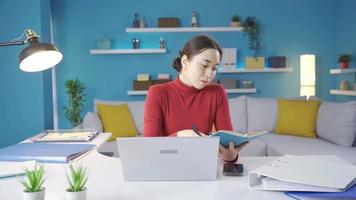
[143,77,233,137]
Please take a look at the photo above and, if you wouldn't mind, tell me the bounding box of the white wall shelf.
[90,49,167,54]
[127,88,256,96]
[329,68,356,74]
[126,27,243,33]
[330,89,356,96]
[218,67,293,73]
[225,88,257,94]
[127,90,148,95]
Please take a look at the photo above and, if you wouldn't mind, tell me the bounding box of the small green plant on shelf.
[19,164,45,193]
[242,16,261,57]
[64,78,86,127]
[232,15,240,22]
[338,53,351,63]
[230,15,241,27]
[66,165,88,192]
[338,53,352,69]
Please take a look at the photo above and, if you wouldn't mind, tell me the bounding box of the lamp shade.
[19,42,63,72]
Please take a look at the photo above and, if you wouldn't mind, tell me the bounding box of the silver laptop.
[116,137,219,181]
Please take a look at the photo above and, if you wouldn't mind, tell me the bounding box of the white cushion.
[93,99,145,134]
[317,101,356,146]
[228,96,247,132]
[82,112,103,132]
[246,97,278,133]
[261,133,356,165]
[126,101,145,134]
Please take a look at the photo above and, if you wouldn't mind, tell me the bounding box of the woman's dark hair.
[172,35,222,72]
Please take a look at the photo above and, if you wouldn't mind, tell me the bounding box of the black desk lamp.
[0,29,63,72]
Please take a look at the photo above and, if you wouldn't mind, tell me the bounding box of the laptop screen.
[117,137,219,181]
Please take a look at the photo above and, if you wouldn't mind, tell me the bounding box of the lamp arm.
[0,40,25,47]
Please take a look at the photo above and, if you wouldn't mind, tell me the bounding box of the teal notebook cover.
[0,143,95,163]
[212,130,267,147]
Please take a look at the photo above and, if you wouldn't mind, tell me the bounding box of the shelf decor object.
[127,88,256,96]
[218,67,293,73]
[230,15,241,27]
[300,54,316,97]
[245,57,265,69]
[126,27,242,33]
[242,16,261,57]
[268,56,286,68]
[338,53,352,69]
[89,49,166,54]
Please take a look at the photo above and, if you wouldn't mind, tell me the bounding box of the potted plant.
[338,53,351,69]
[64,78,86,127]
[65,165,88,200]
[19,164,45,200]
[242,16,261,57]
[230,15,241,27]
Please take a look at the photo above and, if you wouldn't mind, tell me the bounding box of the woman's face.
[181,48,220,89]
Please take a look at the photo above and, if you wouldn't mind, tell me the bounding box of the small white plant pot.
[230,21,241,27]
[23,188,45,200]
[65,188,87,200]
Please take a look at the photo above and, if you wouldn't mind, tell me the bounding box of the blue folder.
[0,143,95,163]
[285,184,356,199]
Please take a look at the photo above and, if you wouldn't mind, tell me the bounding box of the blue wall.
[0,0,53,147]
[0,0,355,146]
[52,0,340,128]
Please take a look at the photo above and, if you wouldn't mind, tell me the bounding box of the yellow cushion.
[276,99,321,138]
[96,103,137,141]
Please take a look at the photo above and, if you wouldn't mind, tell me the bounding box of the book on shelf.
[211,130,267,147]
[30,129,99,142]
[0,143,95,163]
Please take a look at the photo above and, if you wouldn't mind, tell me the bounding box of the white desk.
[0,152,290,200]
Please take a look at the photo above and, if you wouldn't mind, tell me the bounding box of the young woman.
[143,35,246,162]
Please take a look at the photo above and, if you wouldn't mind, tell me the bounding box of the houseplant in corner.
[19,164,46,200]
[65,165,88,200]
[230,15,241,27]
[64,78,86,128]
[338,53,351,69]
[242,16,261,57]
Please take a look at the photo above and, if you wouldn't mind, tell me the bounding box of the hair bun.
[172,57,182,72]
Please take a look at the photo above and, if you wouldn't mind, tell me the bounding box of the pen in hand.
[192,124,202,136]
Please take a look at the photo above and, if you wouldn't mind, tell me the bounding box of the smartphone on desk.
[223,163,244,176]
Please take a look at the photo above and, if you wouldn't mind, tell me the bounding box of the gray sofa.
[81,96,356,164]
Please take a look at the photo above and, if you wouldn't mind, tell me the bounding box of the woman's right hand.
[177,129,207,137]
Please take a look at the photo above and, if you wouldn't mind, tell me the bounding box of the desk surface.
[0,151,290,200]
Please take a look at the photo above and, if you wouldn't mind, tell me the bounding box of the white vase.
[65,188,87,200]
[23,188,45,200]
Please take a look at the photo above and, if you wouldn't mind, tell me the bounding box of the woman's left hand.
[219,141,249,162]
